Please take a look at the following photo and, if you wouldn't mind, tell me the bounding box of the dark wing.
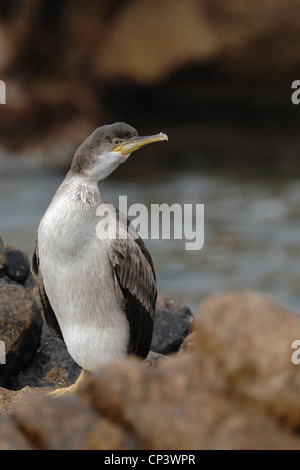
[109,221,157,358]
[32,234,65,342]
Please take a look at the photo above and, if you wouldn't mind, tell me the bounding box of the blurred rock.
[144,350,168,369]
[80,353,300,450]
[178,332,196,354]
[151,295,194,354]
[194,290,300,429]
[13,394,128,450]
[1,0,300,172]
[0,415,33,450]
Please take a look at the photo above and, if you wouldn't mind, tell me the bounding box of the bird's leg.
[48,369,90,397]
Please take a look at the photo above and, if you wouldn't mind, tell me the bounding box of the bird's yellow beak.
[114,132,168,156]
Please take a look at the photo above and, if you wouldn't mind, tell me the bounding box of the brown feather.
[109,213,157,357]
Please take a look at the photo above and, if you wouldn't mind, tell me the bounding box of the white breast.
[38,177,129,371]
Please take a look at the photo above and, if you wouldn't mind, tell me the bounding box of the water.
[1,166,300,315]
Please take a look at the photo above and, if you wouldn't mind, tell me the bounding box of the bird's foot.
[48,382,79,397]
[48,369,90,398]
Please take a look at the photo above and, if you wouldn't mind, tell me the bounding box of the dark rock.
[178,332,196,355]
[4,246,30,284]
[151,295,193,354]
[0,282,43,388]
[11,326,81,390]
[0,240,43,389]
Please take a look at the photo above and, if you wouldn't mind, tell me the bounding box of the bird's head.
[71,122,168,182]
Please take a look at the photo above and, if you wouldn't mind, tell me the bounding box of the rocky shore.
[1,238,300,449]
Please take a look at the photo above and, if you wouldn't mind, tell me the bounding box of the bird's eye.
[112,138,121,146]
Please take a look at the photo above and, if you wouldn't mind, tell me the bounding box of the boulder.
[178,332,196,354]
[0,415,33,450]
[0,386,45,416]
[0,282,42,388]
[79,352,300,450]
[13,394,128,450]
[0,392,128,450]
[194,290,300,429]
[0,241,30,284]
[10,326,81,390]
[151,295,193,354]
[0,238,43,388]
[4,247,30,284]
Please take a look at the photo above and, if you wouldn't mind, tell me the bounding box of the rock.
[144,351,168,368]
[10,326,81,390]
[151,295,193,354]
[0,239,43,388]
[194,290,300,429]
[4,246,30,284]
[0,415,33,450]
[79,352,300,450]
[92,0,300,84]
[178,332,196,354]
[0,239,30,284]
[12,394,129,450]
[0,283,43,388]
[0,386,47,416]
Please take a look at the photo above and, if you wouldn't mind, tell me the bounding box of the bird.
[32,122,168,395]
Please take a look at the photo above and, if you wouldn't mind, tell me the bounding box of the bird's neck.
[64,171,103,205]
